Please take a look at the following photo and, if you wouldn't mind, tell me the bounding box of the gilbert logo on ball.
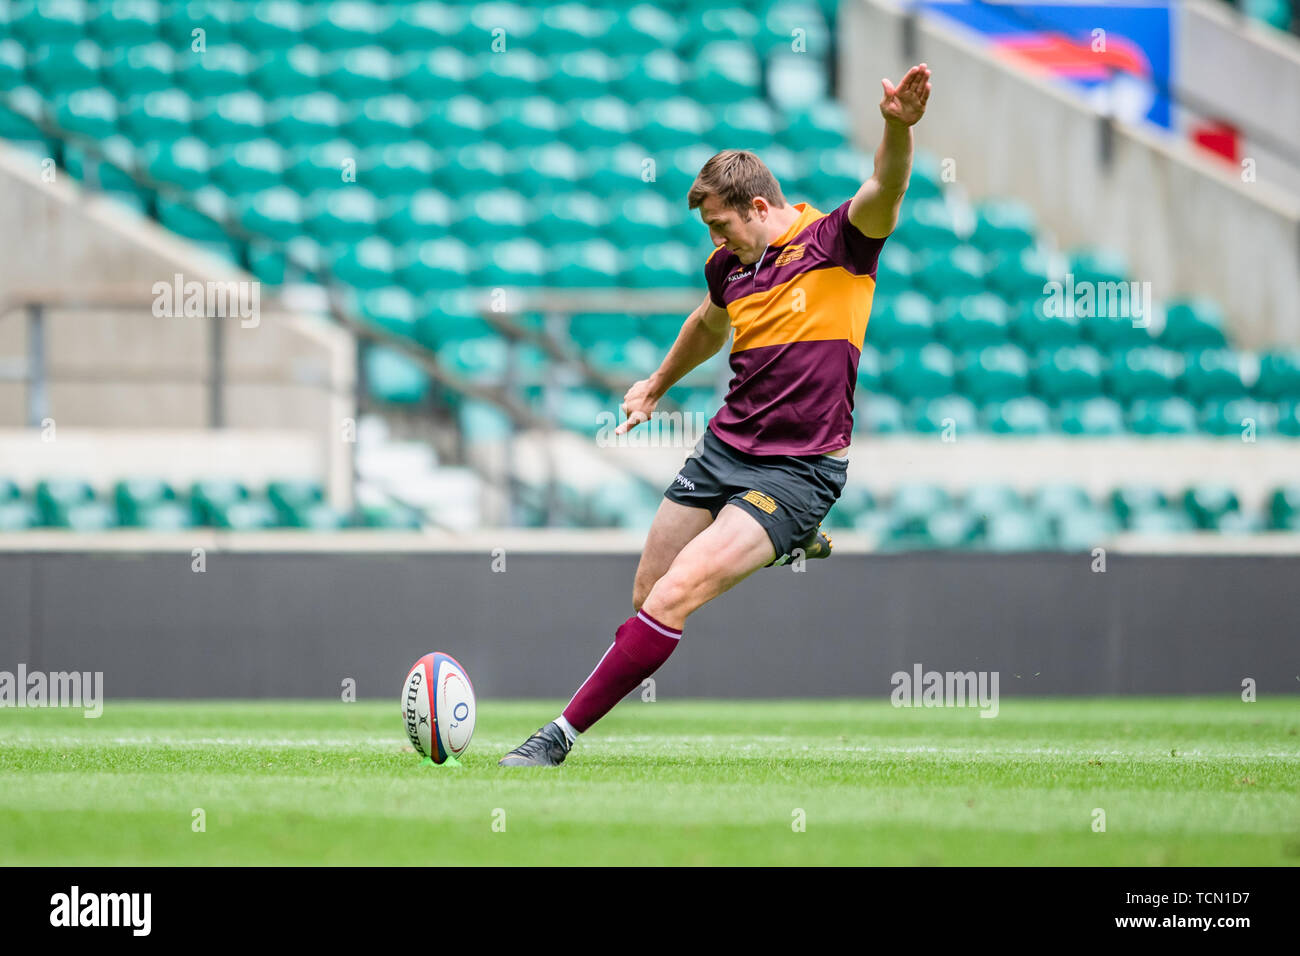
[401,652,476,764]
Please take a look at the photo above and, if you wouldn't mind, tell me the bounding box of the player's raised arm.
[614,294,730,436]
[847,63,932,239]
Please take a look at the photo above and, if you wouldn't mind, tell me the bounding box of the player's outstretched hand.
[880,62,931,126]
[615,378,657,435]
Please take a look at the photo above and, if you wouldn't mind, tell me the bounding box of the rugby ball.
[400,652,476,764]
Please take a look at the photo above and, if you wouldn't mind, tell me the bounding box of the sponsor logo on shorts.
[741,490,778,514]
[774,243,806,267]
[673,473,696,492]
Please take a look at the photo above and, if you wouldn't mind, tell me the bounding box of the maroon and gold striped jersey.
[703,200,887,456]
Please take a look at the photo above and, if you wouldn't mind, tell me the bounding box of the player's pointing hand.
[615,378,658,435]
[880,62,931,127]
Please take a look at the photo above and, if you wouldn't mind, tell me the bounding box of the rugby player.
[500,63,933,766]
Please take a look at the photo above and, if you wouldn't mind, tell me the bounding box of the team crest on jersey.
[774,244,806,267]
[741,490,778,514]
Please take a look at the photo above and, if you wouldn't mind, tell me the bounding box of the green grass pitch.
[1,697,1297,865]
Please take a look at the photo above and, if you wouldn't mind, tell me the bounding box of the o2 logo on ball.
[400,652,476,765]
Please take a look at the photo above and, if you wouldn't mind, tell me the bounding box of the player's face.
[699,196,763,264]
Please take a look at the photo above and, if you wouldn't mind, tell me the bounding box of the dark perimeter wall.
[0,551,1296,700]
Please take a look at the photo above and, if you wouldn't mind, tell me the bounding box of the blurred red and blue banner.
[919,1,1173,128]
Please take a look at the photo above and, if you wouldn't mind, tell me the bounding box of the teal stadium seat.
[190,478,247,525]
[1014,298,1082,349]
[27,40,101,94]
[310,0,391,51]
[779,98,847,151]
[180,45,253,96]
[884,343,955,400]
[894,200,961,251]
[239,1,308,49]
[0,40,27,93]
[970,200,1036,253]
[144,136,211,190]
[400,236,473,293]
[983,511,1051,551]
[547,239,622,287]
[910,394,979,434]
[964,483,1023,520]
[937,294,1011,350]
[416,296,494,349]
[858,394,906,434]
[1107,346,1181,402]
[1068,247,1128,287]
[285,139,351,193]
[381,188,455,243]
[866,292,933,347]
[982,396,1052,434]
[359,285,418,338]
[1057,396,1126,435]
[35,477,94,525]
[1181,348,1251,402]
[620,48,685,101]
[476,237,547,287]
[1032,344,1105,402]
[55,86,117,139]
[15,0,90,45]
[325,45,396,100]
[1255,350,1300,402]
[689,40,761,103]
[122,88,193,141]
[333,235,397,289]
[957,344,1030,403]
[1269,485,1300,530]
[454,189,530,244]
[1183,484,1241,530]
[711,99,779,152]
[364,344,430,404]
[104,42,173,95]
[1199,398,1276,437]
[349,94,422,146]
[239,185,303,241]
[987,248,1058,306]
[1127,396,1198,434]
[1161,298,1228,351]
[400,46,477,99]
[516,142,583,195]
[198,89,268,143]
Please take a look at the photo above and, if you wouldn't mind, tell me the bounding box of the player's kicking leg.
[498,503,775,767]
[497,498,714,767]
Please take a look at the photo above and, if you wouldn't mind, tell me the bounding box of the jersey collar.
[770,202,821,246]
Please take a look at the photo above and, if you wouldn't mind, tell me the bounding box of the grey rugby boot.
[498,721,572,767]
[764,523,833,567]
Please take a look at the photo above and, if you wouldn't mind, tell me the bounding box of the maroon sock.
[562,610,682,733]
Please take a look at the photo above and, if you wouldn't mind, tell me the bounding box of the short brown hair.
[687,149,787,219]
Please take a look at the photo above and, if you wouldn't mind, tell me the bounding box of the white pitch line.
[0,735,1297,760]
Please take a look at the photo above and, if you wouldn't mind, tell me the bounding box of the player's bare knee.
[643,572,695,618]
